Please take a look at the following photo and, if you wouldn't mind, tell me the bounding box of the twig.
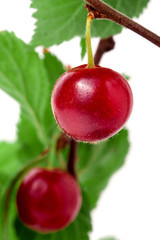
[56,132,71,152]
[67,139,78,179]
[85,2,160,47]
[94,37,115,65]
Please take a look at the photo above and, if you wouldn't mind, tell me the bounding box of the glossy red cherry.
[16,168,82,233]
[51,65,133,142]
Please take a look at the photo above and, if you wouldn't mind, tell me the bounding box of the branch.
[94,37,115,65]
[67,139,78,179]
[56,132,71,152]
[85,2,160,47]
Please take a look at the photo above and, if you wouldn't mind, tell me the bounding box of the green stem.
[48,135,58,169]
[86,13,95,67]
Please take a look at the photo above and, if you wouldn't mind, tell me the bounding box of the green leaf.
[0,141,23,240]
[80,38,87,60]
[0,32,66,162]
[14,218,37,240]
[43,52,65,86]
[0,174,19,240]
[0,142,20,174]
[16,52,65,162]
[0,142,22,239]
[0,172,8,192]
[40,49,64,140]
[42,51,65,136]
[78,129,129,208]
[122,74,130,81]
[0,142,23,240]
[0,31,53,146]
[14,190,92,240]
[31,0,150,47]
[16,112,44,162]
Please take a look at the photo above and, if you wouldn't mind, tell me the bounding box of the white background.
[0,0,160,240]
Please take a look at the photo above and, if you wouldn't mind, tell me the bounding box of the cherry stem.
[3,149,49,239]
[67,139,78,179]
[66,38,115,179]
[86,13,95,67]
[85,2,160,48]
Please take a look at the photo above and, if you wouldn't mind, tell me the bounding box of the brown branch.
[67,139,78,179]
[94,37,115,65]
[56,132,71,152]
[85,2,160,47]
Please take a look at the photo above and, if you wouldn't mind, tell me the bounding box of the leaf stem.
[85,2,160,48]
[86,13,95,67]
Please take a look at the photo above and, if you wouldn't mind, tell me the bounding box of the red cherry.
[16,168,82,233]
[51,65,133,142]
